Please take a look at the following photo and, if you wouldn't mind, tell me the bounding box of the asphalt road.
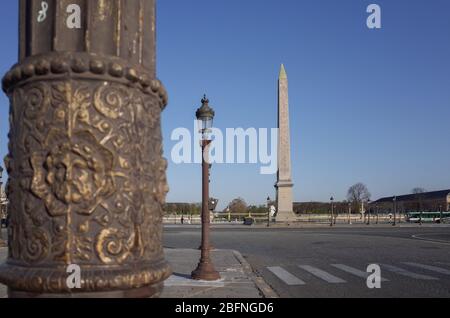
[163,225,450,298]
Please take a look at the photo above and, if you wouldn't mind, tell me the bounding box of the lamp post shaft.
[202,141,211,256]
[330,200,334,227]
[376,205,379,224]
[192,141,220,281]
[393,198,397,226]
[348,204,351,224]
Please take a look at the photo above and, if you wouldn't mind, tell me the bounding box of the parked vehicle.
[243,217,254,226]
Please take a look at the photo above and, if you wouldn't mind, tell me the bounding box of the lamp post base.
[191,262,221,281]
[198,245,215,250]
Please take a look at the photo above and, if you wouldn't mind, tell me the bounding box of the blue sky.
[1,0,450,209]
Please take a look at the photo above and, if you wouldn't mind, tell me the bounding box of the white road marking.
[411,234,450,245]
[381,264,438,280]
[267,266,305,286]
[298,265,346,283]
[403,262,450,275]
[331,264,388,282]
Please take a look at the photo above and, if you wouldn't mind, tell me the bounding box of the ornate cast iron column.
[0,0,171,297]
[0,166,6,247]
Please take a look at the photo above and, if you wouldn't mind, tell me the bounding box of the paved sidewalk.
[161,248,276,298]
[0,244,276,298]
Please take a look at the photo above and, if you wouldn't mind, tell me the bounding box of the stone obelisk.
[275,65,296,222]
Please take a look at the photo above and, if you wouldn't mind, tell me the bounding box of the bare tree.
[228,198,248,214]
[412,188,426,211]
[412,187,426,194]
[347,183,371,204]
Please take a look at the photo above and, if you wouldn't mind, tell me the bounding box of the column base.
[276,211,298,223]
[0,260,172,297]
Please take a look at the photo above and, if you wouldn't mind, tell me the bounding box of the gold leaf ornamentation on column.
[94,83,130,119]
[95,228,134,265]
[31,129,115,216]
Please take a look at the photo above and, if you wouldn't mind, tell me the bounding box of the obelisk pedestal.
[275,65,297,223]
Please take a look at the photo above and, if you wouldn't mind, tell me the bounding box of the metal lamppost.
[376,204,379,224]
[0,166,5,248]
[367,199,371,225]
[330,197,334,227]
[348,202,352,224]
[419,205,423,226]
[393,196,397,226]
[192,95,220,281]
[439,205,443,224]
[334,207,338,225]
[267,196,271,227]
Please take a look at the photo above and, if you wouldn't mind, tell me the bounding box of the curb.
[250,224,437,229]
[231,250,278,299]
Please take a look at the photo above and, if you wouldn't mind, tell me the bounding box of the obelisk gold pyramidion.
[0,0,171,298]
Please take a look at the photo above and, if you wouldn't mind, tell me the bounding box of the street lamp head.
[267,196,271,202]
[196,95,215,138]
[330,196,334,202]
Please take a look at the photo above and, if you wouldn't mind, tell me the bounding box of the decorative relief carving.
[2,52,168,108]
[22,227,50,264]
[30,129,116,217]
[94,83,130,119]
[0,53,171,293]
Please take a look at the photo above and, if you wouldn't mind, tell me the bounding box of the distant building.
[372,190,450,213]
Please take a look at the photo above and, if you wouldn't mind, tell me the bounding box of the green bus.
[406,212,450,223]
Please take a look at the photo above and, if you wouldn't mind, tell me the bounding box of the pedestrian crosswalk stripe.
[298,265,346,283]
[381,264,439,280]
[403,262,450,275]
[331,264,389,282]
[267,266,306,285]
